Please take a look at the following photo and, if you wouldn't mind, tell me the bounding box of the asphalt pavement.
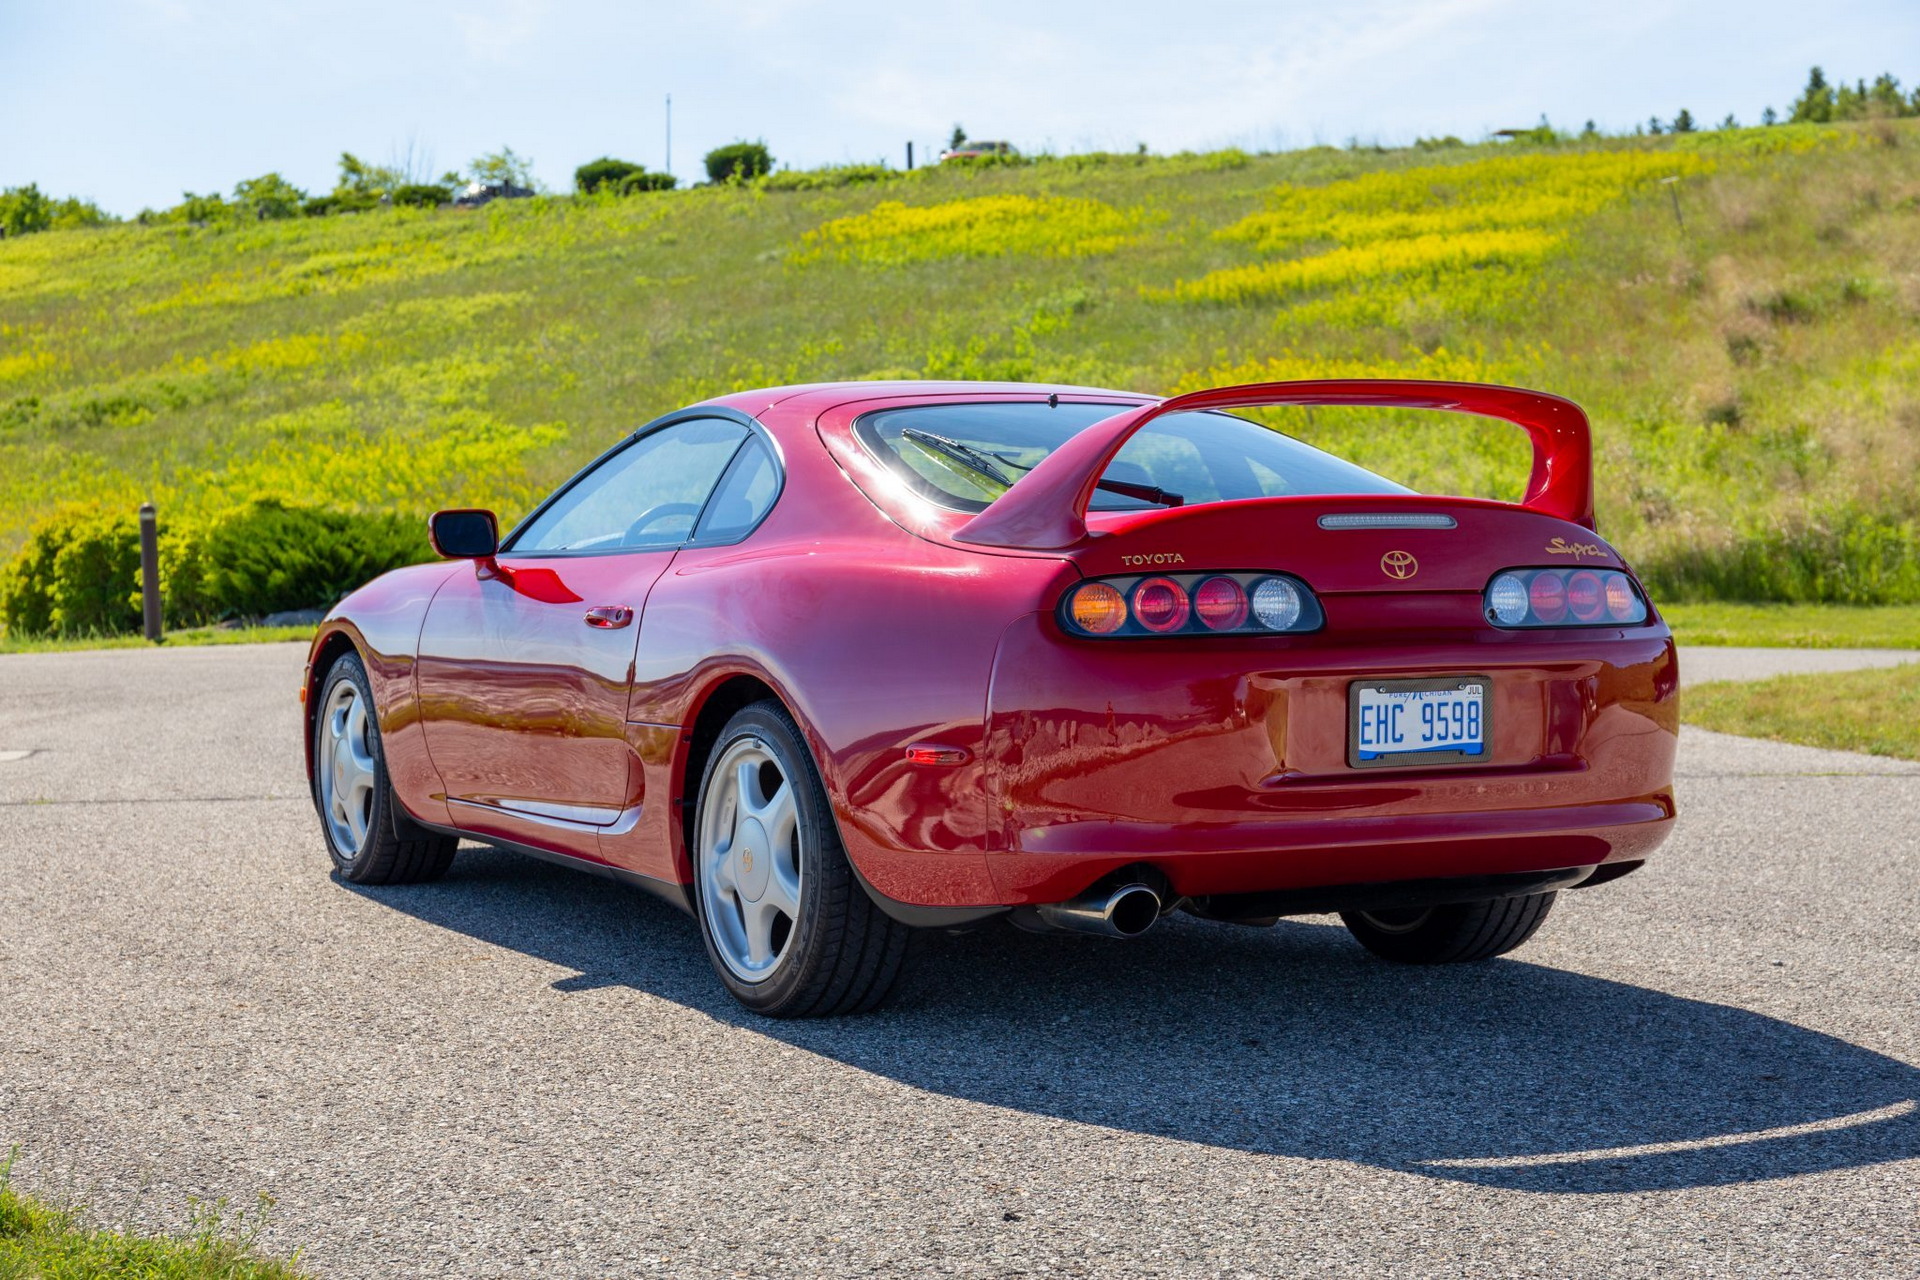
[1,643,1916,1277]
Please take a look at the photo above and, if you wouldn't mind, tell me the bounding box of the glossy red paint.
[304,379,1677,918]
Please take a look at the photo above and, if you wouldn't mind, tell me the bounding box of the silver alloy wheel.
[318,680,378,858]
[698,737,803,983]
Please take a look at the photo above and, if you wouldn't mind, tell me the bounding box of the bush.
[576,157,642,193]
[618,169,676,193]
[704,141,774,183]
[0,501,435,638]
[391,183,451,208]
[0,506,141,637]
[191,500,431,619]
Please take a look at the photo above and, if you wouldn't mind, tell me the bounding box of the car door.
[415,417,751,854]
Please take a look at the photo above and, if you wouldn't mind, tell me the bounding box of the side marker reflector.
[905,744,971,767]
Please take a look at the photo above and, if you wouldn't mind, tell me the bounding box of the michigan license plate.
[1349,677,1489,767]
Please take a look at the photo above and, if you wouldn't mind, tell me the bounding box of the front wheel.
[313,651,457,885]
[692,701,910,1017]
[1340,892,1556,964]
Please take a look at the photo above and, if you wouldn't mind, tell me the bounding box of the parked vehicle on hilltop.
[303,378,1678,1016]
[940,140,1018,161]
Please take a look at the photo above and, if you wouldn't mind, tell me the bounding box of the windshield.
[856,401,1409,514]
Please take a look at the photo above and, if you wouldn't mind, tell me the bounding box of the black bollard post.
[139,502,161,642]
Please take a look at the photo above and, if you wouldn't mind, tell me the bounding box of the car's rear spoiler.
[952,379,1595,550]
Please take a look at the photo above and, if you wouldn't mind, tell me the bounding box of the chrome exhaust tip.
[1032,883,1163,938]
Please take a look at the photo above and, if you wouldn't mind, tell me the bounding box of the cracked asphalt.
[1,643,1916,1277]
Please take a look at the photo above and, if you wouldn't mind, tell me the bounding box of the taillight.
[1068,581,1127,634]
[1060,572,1322,638]
[1486,567,1650,628]
[1193,576,1249,630]
[1131,577,1191,633]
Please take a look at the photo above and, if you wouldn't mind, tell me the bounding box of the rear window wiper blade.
[900,427,1014,488]
[899,427,1182,508]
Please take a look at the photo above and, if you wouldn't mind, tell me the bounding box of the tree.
[232,172,306,220]
[949,123,968,151]
[1762,106,1778,126]
[703,141,773,183]
[0,184,54,237]
[575,157,643,193]
[1789,66,1835,123]
[173,191,229,223]
[1672,108,1696,133]
[467,147,536,190]
[336,151,404,196]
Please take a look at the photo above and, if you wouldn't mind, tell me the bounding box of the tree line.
[2,65,1913,238]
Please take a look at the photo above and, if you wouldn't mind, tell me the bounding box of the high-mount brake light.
[1485,567,1651,629]
[1058,571,1323,638]
[1194,576,1249,630]
[1131,577,1191,633]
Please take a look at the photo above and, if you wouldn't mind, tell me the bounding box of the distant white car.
[940,140,1018,162]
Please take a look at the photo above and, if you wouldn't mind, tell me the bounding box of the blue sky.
[4,0,1916,216]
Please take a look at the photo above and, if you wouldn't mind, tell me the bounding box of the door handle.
[583,605,633,629]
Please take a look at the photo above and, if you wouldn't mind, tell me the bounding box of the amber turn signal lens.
[1068,581,1128,634]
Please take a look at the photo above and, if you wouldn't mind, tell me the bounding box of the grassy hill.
[3,121,1918,604]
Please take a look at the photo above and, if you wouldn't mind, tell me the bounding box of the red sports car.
[303,379,1677,1017]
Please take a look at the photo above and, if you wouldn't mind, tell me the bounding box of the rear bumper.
[965,603,1679,908]
[986,796,1673,902]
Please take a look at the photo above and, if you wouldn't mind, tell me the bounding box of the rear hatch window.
[856,401,1408,514]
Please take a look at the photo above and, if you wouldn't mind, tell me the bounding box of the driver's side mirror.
[428,508,499,560]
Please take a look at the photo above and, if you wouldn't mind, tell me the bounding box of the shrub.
[0,506,141,637]
[704,141,773,183]
[576,157,642,193]
[618,169,677,193]
[192,500,432,619]
[391,183,451,208]
[0,501,435,638]
[173,191,230,224]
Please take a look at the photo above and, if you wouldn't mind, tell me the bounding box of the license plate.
[1349,677,1489,767]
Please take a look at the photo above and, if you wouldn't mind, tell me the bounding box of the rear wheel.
[313,651,457,885]
[692,701,910,1017]
[1340,892,1556,964]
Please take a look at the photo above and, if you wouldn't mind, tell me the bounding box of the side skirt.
[416,817,694,915]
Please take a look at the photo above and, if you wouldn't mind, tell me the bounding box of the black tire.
[1340,892,1556,964]
[691,700,911,1017]
[312,650,457,885]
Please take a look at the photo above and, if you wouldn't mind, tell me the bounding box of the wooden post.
[906,141,914,171]
[138,502,161,642]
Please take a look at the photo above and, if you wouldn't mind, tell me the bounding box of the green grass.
[0,1176,305,1279]
[5,120,1920,605]
[0,624,313,655]
[1685,663,1920,759]
[1662,602,1920,649]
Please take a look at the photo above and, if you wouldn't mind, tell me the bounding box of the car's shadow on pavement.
[355,847,1920,1195]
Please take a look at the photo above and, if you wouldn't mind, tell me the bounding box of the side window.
[511,419,747,553]
[693,438,779,542]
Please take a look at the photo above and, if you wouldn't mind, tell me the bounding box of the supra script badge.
[1544,536,1607,560]
[1380,550,1418,580]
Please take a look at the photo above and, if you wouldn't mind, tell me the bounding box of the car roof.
[702,380,1155,436]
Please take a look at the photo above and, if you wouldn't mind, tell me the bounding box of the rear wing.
[953,379,1594,550]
